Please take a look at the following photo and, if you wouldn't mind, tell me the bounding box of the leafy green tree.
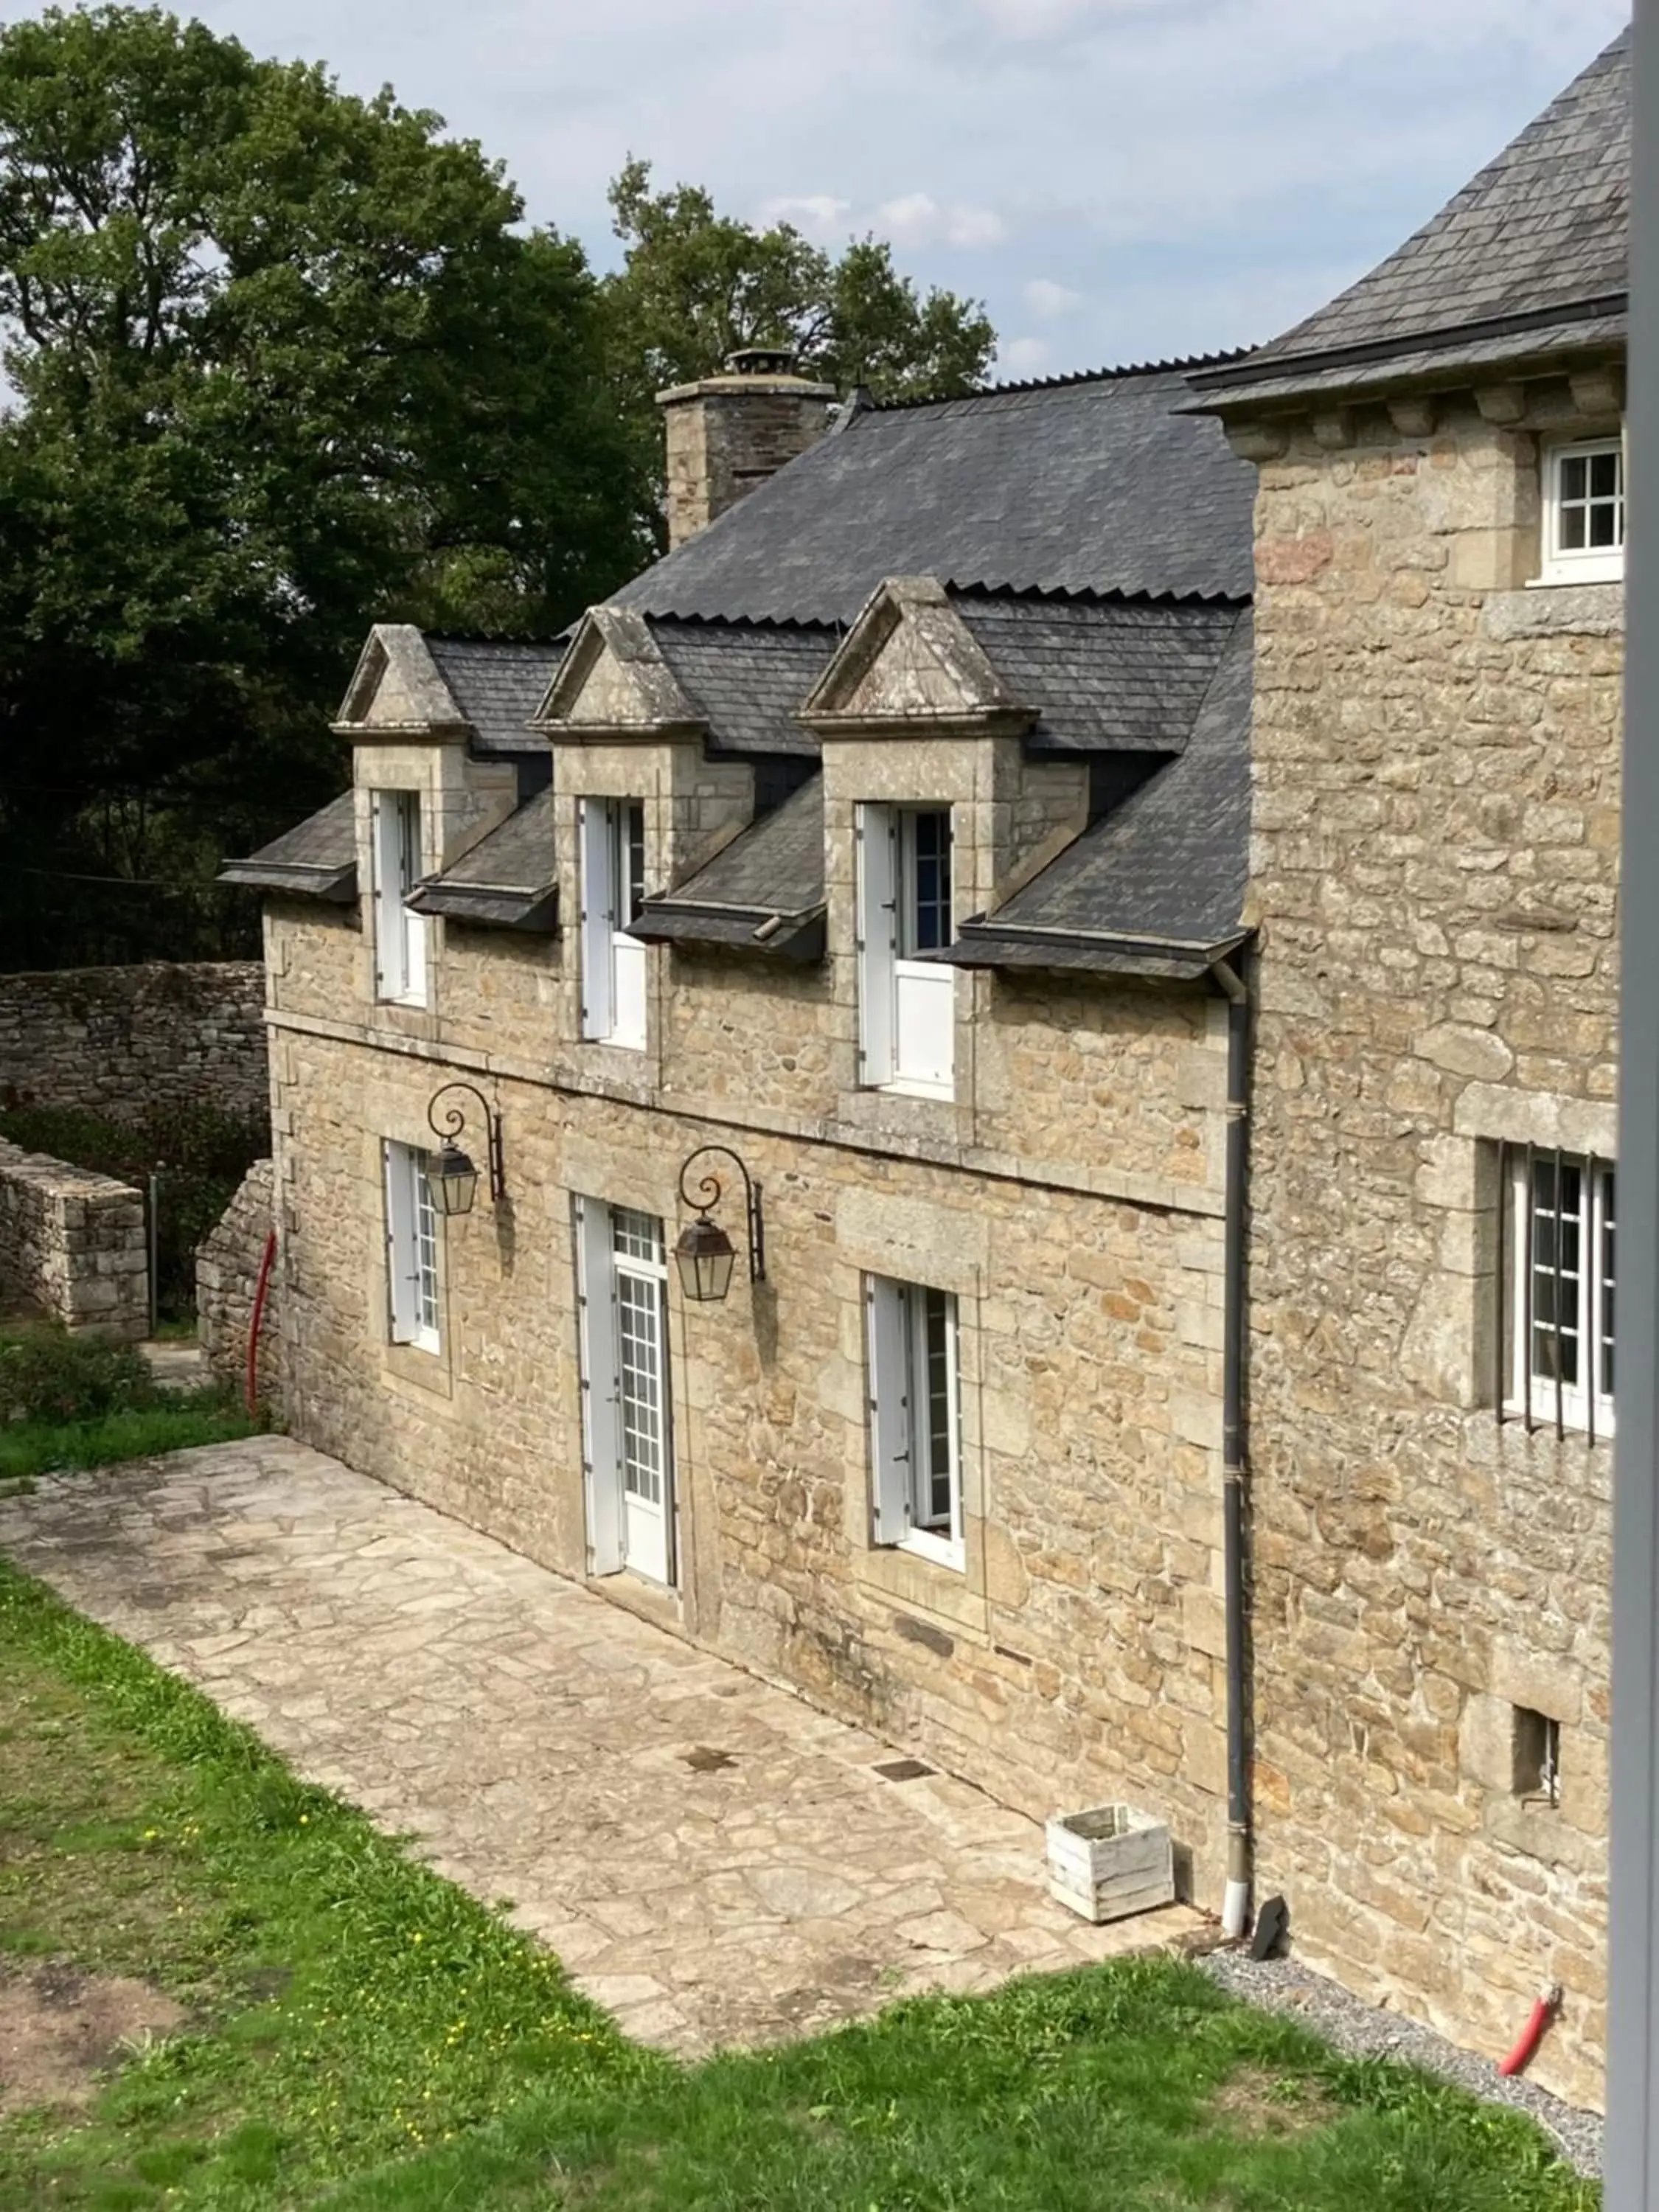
[603,159,997,433]
[0,6,650,965]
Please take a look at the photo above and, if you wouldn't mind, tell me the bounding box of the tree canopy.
[603,159,996,411]
[0,12,998,967]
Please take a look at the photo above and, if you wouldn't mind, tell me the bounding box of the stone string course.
[195,1159,281,1411]
[0,961,268,1127]
[0,1138,147,1340]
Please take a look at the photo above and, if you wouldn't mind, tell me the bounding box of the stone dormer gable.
[802,577,1034,738]
[333,625,469,740]
[533,607,708,742]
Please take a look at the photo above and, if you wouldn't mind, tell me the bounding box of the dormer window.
[1541,436,1624,585]
[856,804,956,1099]
[580,798,648,1051]
[370,790,429,1007]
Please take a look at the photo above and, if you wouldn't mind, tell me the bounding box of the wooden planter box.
[1046,1804,1175,1924]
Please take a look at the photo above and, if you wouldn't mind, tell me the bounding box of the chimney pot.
[725,344,800,378]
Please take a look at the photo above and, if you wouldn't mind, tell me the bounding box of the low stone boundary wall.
[0,961,268,1128]
[197,1159,281,1411]
[0,1139,148,1340]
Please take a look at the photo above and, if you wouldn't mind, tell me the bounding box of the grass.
[0,1391,257,1484]
[0,1555,1600,2212]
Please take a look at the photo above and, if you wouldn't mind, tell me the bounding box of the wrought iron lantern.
[675,1146,764,1302]
[424,1082,506,1217]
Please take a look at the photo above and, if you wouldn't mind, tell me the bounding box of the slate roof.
[1192,29,1629,406]
[939,612,1253,977]
[629,779,827,961]
[649,621,837,758]
[425,638,566,755]
[407,791,557,933]
[218,790,357,902]
[951,593,1244,754]
[613,365,1256,624]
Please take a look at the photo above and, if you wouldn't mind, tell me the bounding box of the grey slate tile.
[961,611,1253,956]
[953,594,1242,753]
[649,622,837,757]
[426,637,566,754]
[613,366,1255,625]
[1194,29,1628,403]
[219,790,357,902]
[409,791,557,932]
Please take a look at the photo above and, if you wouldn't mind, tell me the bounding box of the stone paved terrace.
[0,1438,1201,2053]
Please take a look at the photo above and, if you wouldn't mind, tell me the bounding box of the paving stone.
[0,1436,1202,2053]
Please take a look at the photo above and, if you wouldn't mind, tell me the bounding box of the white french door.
[574,1197,675,1586]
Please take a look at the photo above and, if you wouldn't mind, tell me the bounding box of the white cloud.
[976,0,1161,34]
[1024,277,1085,318]
[758,194,854,242]
[89,0,1632,378]
[998,335,1052,375]
[877,193,1008,249]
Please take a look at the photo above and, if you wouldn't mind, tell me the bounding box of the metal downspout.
[1212,952,1252,1938]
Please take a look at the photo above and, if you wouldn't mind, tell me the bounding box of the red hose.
[1498,1983,1562,2077]
[246,1230,277,1416]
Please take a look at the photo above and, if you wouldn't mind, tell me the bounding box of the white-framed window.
[1540,436,1625,585]
[369,789,429,1006]
[579,798,648,1051]
[866,1273,963,1571]
[383,1140,441,1354]
[573,1196,675,1586]
[855,803,956,1098]
[1501,1145,1615,1439]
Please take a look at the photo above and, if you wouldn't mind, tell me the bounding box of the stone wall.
[1243,395,1621,2108]
[268,999,1239,1900]
[0,1138,148,1340]
[0,961,269,1127]
[196,1159,279,1411]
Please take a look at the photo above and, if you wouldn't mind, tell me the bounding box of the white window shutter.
[370,792,398,1000]
[856,804,898,1085]
[866,1275,912,1544]
[400,793,428,1006]
[579,800,615,1041]
[574,1194,625,1573]
[383,1141,420,1343]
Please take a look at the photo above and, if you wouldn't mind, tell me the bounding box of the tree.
[602,159,997,451]
[0,7,651,966]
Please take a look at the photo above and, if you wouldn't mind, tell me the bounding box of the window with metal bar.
[1498,1143,1615,1439]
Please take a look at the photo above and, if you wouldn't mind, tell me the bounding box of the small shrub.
[0,1324,158,1426]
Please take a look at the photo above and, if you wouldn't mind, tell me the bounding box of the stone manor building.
[227,27,1628,2108]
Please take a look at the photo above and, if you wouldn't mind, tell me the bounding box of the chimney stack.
[657,348,838,550]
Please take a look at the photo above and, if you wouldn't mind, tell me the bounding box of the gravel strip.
[1196,1947,1603,2178]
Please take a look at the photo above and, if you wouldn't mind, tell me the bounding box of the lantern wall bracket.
[678,1145,765,1284]
[425,1082,506,1205]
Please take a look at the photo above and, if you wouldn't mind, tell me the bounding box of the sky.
[51,1,1636,379]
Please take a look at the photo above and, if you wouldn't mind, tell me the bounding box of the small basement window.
[1540,436,1625,585]
[1513,1707,1561,1808]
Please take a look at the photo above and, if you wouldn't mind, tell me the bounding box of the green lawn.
[0,1394,257,1484]
[0,1557,1598,2212]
